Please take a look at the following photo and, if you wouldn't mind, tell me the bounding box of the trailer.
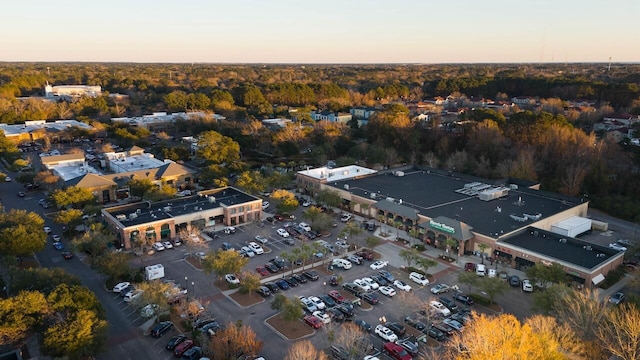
[145,264,165,281]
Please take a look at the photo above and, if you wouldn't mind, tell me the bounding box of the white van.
[124,289,143,303]
[476,264,486,277]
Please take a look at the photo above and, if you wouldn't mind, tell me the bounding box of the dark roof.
[332,168,582,239]
[419,216,474,241]
[375,200,419,220]
[501,227,621,270]
[105,187,258,227]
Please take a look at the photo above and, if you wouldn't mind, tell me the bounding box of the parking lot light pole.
[192,281,195,300]
[323,281,326,294]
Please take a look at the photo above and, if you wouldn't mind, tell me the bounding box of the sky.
[1,0,639,63]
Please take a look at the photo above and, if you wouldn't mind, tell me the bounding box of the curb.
[263,313,316,342]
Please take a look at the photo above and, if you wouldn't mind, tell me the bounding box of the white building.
[111,112,225,130]
[45,84,102,98]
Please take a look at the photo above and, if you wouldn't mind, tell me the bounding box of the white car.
[369,260,388,270]
[409,272,429,286]
[335,240,349,249]
[223,226,237,234]
[43,226,52,234]
[522,279,534,292]
[241,246,256,258]
[364,357,380,360]
[299,222,312,232]
[254,235,268,244]
[299,297,318,313]
[262,201,270,210]
[152,242,165,251]
[443,318,464,331]
[379,286,396,297]
[194,251,207,260]
[313,311,331,324]
[393,280,412,292]
[52,234,61,242]
[609,243,627,251]
[430,300,451,316]
[276,228,290,238]
[361,277,380,290]
[123,289,143,303]
[309,296,326,310]
[353,279,372,292]
[248,242,264,255]
[430,284,450,294]
[113,282,131,293]
[340,213,353,222]
[5,176,11,182]
[332,258,352,269]
[302,200,311,207]
[224,274,240,285]
[374,325,398,342]
[162,241,173,249]
[488,268,497,278]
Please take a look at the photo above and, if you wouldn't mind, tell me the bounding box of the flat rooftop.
[299,165,377,182]
[106,187,259,227]
[51,164,103,181]
[502,227,620,270]
[105,153,166,173]
[334,168,581,238]
[0,120,93,137]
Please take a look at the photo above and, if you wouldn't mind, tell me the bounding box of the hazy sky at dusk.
[1,0,638,63]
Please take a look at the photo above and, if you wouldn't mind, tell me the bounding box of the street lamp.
[185,276,188,295]
[192,281,195,300]
[323,281,327,294]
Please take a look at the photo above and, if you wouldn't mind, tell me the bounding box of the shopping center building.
[297,165,623,287]
[101,187,262,250]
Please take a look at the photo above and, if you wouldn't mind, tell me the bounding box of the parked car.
[284,276,299,287]
[292,274,308,284]
[361,292,379,305]
[181,346,202,360]
[224,274,240,285]
[356,250,375,260]
[248,242,264,254]
[276,228,290,237]
[303,315,323,329]
[319,294,337,308]
[312,311,331,324]
[275,279,290,290]
[375,325,398,342]
[370,260,389,270]
[379,286,396,297]
[113,282,131,293]
[300,297,318,313]
[256,266,269,276]
[609,292,625,305]
[347,254,363,265]
[328,290,345,303]
[264,263,280,273]
[404,316,427,332]
[385,322,406,336]
[382,341,412,360]
[439,297,459,313]
[429,300,451,316]
[430,283,450,294]
[522,279,534,292]
[427,326,447,341]
[256,286,271,297]
[173,339,194,357]
[165,334,187,350]
[335,304,354,317]
[152,242,165,251]
[264,282,280,293]
[303,270,319,281]
[393,280,412,292]
[454,293,474,305]
[328,307,345,322]
[354,319,372,332]
[409,272,429,286]
[396,339,419,357]
[223,226,237,234]
[609,243,627,251]
[150,321,174,338]
[254,235,268,244]
[509,275,521,287]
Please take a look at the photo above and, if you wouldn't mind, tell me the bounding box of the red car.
[303,315,323,329]
[383,341,412,360]
[173,339,194,357]
[256,266,269,276]
[274,214,285,221]
[327,290,345,304]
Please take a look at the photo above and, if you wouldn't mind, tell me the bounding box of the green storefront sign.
[429,220,455,234]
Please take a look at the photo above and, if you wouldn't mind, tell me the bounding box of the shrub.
[412,244,426,251]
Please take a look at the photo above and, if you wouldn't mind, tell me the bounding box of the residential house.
[310,111,353,124]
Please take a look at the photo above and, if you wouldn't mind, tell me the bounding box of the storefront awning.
[592,274,605,285]
[419,216,474,241]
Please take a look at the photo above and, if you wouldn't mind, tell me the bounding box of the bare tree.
[334,322,370,359]
[285,340,328,360]
[596,304,640,360]
[554,288,607,341]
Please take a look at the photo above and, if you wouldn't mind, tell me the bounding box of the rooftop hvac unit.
[129,213,137,219]
[163,206,171,212]
[398,199,403,204]
[136,209,141,214]
[510,184,518,190]
[208,196,216,203]
[370,193,376,199]
[344,184,349,190]
[116,214,126,221]
[393,171,405,177]
[386,197,395,202]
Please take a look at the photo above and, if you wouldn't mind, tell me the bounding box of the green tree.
[281,296,304,324]
[238,272,262,297]
[196,130,241,165]
[271,189,299,214]
[47,284,104,318]
[71,230,112,261]
[54,209,83,227]
[133,280,176,316]
[399,248,419,268]
[202,249,249,282]
[315,189,341,210]
[476,276,509,304]
[0,290,49,344]
[127,178,155,199]
[93,251,132,281]
[0,209,46,257]
[414,257,438,275]
[11,268,81,295]
[43,309,107,359]
[51,186,95,208]
[525,263,568,289]
[365,236,381,250]
[339,222,363,246]
[477,243,490,264]
[457,271,478,294]
[235,171,267,195]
